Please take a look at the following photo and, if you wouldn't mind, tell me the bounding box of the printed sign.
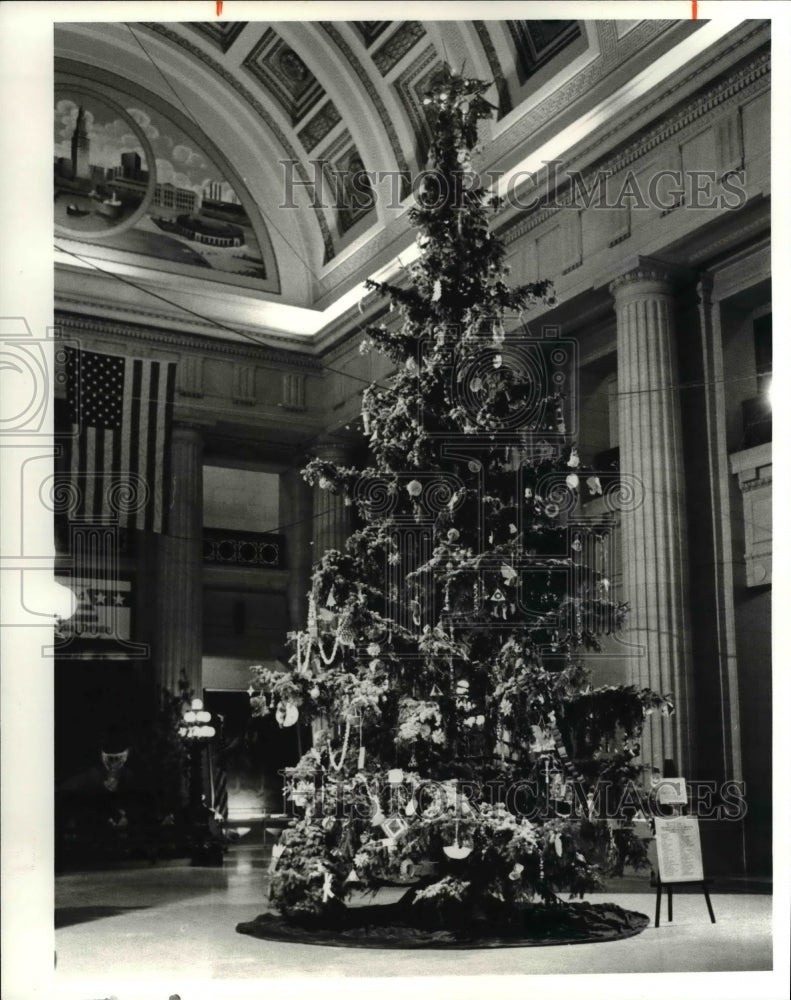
[654,816,704,883]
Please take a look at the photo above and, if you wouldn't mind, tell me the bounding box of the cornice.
[54,310,323,372]
[500,35,769,247]
[54,288,319,355]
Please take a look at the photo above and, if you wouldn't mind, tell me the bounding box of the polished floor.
[51,833,779,1000]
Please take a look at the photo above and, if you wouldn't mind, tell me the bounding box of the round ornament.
[406,479,423,497]
[443,842,473,860]
[276,702,299,728]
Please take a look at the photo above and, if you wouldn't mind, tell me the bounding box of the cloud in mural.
[172,143,207,170]
[127,107,160,141]
[155,157,197,191]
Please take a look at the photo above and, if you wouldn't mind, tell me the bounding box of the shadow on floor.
[55,905,150,928]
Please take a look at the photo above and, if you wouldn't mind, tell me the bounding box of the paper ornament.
[406,479,423,497]
[405,798,417,817]
[337,612,356,647]
[345,868,360,884]
[567,448,580,468]
[268,843,285,873]
[357,746,366,770]
[565,473,579,490]
[366,643,381,657]
[508,862,524,881]
[447,528,460,542]
[387,768,404,784]
[325,587,337,608]
[381,814,409,840]
[493,354,503,369]
[571,536,583,552]
[432,279,442,302]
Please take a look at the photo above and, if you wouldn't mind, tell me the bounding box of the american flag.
[65,348,176,533]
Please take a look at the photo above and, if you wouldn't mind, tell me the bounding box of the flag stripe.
[129,359,144,531]
[145,362,160,533]
[120,356,135,527]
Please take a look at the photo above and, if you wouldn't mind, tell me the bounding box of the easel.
[651,786,717,928]
[654,874,716,927]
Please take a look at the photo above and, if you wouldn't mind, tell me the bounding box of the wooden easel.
[652,801,717,928]
[654,875,716,927]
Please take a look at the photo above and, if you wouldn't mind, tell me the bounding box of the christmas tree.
[244,68,671,941]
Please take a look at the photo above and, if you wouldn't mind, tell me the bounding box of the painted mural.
[55,87,267,281]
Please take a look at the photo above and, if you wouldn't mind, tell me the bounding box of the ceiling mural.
[54,77,271,286]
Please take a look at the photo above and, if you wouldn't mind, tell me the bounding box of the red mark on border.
[691,1,698,18]
[216,1,223,15]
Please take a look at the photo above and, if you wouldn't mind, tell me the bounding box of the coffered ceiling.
[53,16,739,349]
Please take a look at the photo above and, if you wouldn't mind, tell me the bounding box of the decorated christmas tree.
[241,68,672,943]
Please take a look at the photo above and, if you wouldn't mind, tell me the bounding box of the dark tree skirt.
[236,899,649,949]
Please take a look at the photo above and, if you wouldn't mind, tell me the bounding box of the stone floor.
[49,833,781,1000]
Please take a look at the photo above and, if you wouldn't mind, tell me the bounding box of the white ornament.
[587,475,602,496]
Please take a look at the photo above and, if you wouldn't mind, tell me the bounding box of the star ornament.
[421,65,495,112]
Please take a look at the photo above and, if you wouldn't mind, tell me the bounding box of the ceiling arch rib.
[137,21,334,284]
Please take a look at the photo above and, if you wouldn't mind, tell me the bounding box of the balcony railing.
[202,528,285,569]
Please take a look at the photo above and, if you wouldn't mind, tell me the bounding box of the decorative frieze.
[232,363,256,405]
[177,354,204,398]
[715,108,744,178]
[281,372,307,411]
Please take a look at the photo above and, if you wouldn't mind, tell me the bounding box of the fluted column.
[312,439,354,558]
[610,266,693,773]
[155,423,204,695]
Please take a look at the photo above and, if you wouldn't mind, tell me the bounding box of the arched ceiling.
[53,16,733,348]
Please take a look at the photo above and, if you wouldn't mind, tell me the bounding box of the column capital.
[311,434,355,466]
[609,256,692,301]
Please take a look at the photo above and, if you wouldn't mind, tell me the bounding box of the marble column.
[311,439,354,558]
[610,265,694,773]
[155,423,204,696]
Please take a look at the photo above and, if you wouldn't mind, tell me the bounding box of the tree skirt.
[236,900,649,949]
